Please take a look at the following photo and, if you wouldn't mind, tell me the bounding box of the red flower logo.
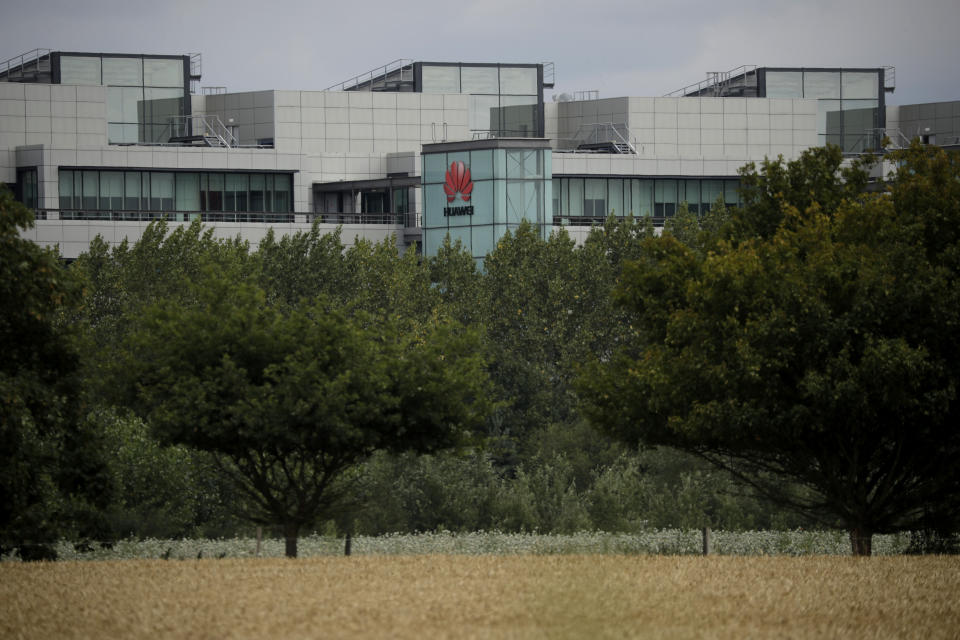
[443,161,473,203]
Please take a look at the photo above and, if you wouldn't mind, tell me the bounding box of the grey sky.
[2,0,957,105]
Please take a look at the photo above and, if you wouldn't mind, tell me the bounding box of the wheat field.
[2,555,958,639]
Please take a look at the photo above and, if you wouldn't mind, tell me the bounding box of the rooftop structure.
[2,50,957,259]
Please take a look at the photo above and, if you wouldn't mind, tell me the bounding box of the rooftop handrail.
[324,58,414,92]
[664,64,757,97]
[0,48,51,77]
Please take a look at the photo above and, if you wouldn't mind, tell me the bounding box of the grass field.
[2,555,958,639]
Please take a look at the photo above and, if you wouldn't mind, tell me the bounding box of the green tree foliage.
[0,186,110,559]
[114,270,488,556]
[579,144,960,554]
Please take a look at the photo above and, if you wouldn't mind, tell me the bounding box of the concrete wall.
[547,96,819,176]
[887,101,960,146]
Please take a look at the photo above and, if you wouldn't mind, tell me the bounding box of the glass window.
[765,71,803,98]
[679,180,699,215]
[469,95,500,133]
[608,179,624,217]
[506,150,542,179]
[143,58,183,87]
[585,179,606,217]
[107,86,144,123]
[59,170,74,209]
[177,173,200,211]
[249,174,264,211]
[421,65,460,93]
[567,178,584,217]
[60,56,101,85]
[842,72,879,99]
[82,171,99,209]
[498,96,538,136]
[724,180,739,207]
[460,66,499,94]
[273,176,291,213]
[224,174,247,212]
[631,179,653,217]
[499,67,537,95]
[423,154,448,184]
[151,172,175,211]
[655,180,677,218]
[470,149,494,181]
[102,57,142,86]
[100,171,124,210]
[471,225,494,258]
[701,179,724,210]
[803,71,841,99]
[124,172,141,210]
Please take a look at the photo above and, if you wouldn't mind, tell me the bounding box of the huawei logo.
[443,161,473,203]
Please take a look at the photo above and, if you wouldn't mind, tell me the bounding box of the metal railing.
[325,59,414,92]
[542,62,555,87]
[309,212,418,226]
[0,48,51,80]
[664,65,758,97]
[38,209,296,223]
[166,114,240,147]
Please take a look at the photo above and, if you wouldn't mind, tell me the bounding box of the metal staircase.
[0,49,52,83]
[572,123,638,154]
[167,114,239,147]
[325,59,415,92]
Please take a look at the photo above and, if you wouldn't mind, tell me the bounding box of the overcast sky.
[2,0,957,105]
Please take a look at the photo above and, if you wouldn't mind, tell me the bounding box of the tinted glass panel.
[102,57,142,86]
[804,71,841,98]
[765,71,803,97]
[60,56,101,85]
[143,58,183,87]
[461,66,499,94]
[469,95,500,132]
[499,67,537,95]
[842,72,879,99]
[421,65,460,93]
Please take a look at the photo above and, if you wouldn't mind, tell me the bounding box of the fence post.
[256,526,262,557]
[702,527,711,556]
[345,532,352,557]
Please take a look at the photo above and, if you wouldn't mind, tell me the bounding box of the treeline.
[1,184,804,557]
[5,142,958,558]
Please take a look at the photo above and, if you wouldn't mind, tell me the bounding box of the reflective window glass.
[499,96,538,136]
[461,66,499,94]
[151,173,175,210]
[585,178,606,217]
[470,95,500,132]
[59,170,74,209]
[421,65,460,93]
[99,172,124,210]
[631,179,653,217]
[144,58,183,87]
[842,72,879,99]
[567,178,584,216]
[765,71,803,97]
[499,67,537,95]
[470,149,494,181]
[107,86,144,122]
[60,56,101,85]
[102,57,142,86]
[423,154,448,184]
[177,173,200,211]
[803,71,841,98]
[609,179,624,216]
[125,172,141,210]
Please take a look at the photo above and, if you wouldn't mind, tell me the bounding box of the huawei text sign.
[443,161,474,216]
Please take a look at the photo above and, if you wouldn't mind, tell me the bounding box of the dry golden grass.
[1,555,958,639]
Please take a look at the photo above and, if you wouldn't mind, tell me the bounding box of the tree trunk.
[849,527,873,556]
[284,523,299,558]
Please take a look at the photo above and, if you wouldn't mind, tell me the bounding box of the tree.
[0,186,111,559]
[115,270,488,557]
[579,145,960,555]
